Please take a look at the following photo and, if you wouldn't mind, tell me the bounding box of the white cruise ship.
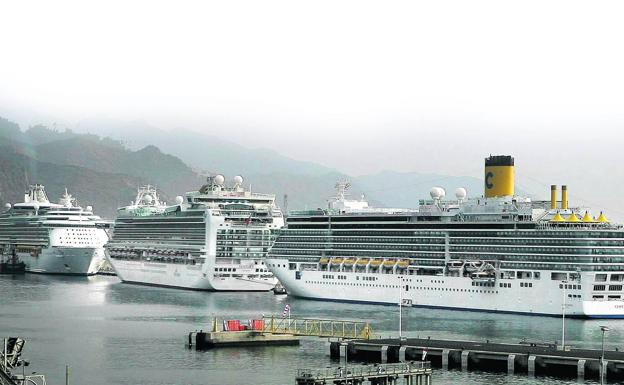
[105,177,283,291]
[267,155,624,318]
[0,185,109,275]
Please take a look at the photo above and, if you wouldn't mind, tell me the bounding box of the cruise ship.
[105,177,283,290]
[267,156,624,318]
[0,185,109,275]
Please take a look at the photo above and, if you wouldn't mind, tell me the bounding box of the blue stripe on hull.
[289,294,612,319]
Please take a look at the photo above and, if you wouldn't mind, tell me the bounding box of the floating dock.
[296,362,432,385]
[191,330,300,349]
[333,337,624,381]
[190,316,372,350]
[189,318,300,349]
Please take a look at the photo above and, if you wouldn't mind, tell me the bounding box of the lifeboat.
[383,259,397,267]
[319,258,329,265]
[343,258,356,266]
[397,259,410,268]
[370,259,382,267]
[356,258,370,266]
[331,257,344,264]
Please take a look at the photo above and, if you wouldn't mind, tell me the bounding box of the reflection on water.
[0,274,620,385]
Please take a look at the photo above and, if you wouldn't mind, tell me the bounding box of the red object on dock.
[226,320,242,331]
[251,319,264,330]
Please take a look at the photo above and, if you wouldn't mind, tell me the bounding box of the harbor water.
[0,274,620,385]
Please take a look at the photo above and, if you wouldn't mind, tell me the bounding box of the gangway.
[261,316,373,340]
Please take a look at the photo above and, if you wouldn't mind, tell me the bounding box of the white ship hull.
[267,258,624,318]
[108,258,277,291]
[20,246,106,275]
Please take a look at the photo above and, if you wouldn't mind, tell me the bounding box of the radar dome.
[143,194,153,204]
[438,187,446,199]
[430,187,444,200]
[455,187,467,200]
[4,203,11,209]
[86,205,93,212]
[175,196,184,205]
[214,174,225,185]
[233,175,244,185]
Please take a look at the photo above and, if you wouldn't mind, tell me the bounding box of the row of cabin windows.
[595,274,624,282]
[560,284,582,290]
[593,285,623,291]
[472,281,495,287]
[592,295,622,300]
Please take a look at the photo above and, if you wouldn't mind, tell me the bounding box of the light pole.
[600,325,609,385]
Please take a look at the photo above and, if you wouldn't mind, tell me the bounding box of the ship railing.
[10,374,47,385]
[296,362,431,381]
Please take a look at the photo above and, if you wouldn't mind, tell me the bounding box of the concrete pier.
[339,337,624,381]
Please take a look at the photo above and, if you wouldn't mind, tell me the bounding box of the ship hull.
[21,247,106,276]
[267,258,624,319]
[107,258,277,291]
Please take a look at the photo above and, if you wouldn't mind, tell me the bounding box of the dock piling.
[381,346,389,363]
[461,351,469,371]
[442,349,449,369]
[507,354,515,374]
[528,355,536,376]
[577,359,586,381]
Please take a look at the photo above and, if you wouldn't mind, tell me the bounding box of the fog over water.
[2,1,624,216]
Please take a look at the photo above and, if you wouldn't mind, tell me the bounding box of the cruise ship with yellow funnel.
[267,155,624,318]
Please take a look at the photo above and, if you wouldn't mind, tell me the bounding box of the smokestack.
[550,185,557,210]
[484,155,515,198]
[561,185,568,210]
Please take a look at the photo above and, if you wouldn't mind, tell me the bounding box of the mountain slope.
[0,145,149,218]
[76,118,336,176]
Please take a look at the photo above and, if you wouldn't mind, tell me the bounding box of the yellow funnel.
[597,212,609,223]
[550,185,557,209]
[484,155,514,198]
[566,212,580,222]
[551,212,565,222]
[582,211,593,222]
[561,185,568,210]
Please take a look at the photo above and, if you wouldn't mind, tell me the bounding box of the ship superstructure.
[267,155,624,318]
[0,185,109,275]
[105,176,283,290]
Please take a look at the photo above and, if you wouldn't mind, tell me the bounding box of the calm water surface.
[0,275,621,385]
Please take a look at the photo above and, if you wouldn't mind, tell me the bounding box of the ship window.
[596,274,608,282]
[594,285,606,291]
[593,295,604,299]
[609,285,623,291]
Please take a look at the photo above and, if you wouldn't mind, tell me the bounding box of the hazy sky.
[2,0,624,184]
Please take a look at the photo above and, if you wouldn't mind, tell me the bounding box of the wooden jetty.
[333,337,624,381]
[295,362,432,385]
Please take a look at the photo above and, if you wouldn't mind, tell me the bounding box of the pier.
[295,362,432,385]
[334,337,624,381]
[190,316,372,349]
